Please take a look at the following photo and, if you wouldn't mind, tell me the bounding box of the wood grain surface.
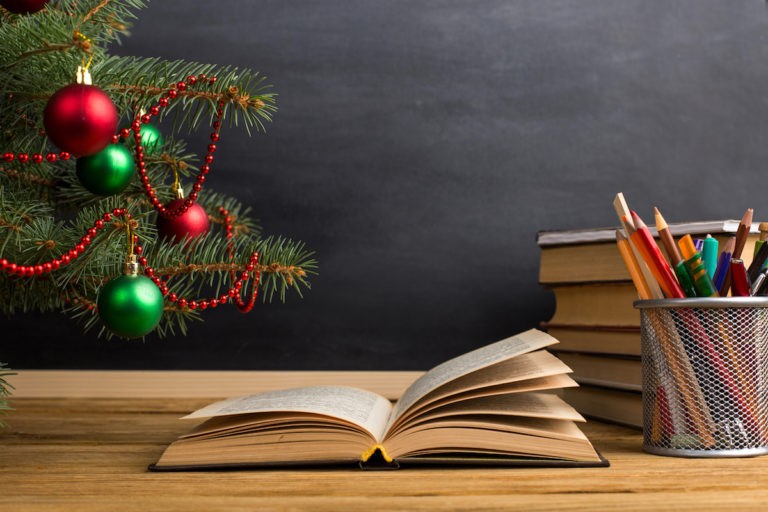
[3,397,768,511]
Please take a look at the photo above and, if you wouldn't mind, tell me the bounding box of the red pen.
[730,259,751,297]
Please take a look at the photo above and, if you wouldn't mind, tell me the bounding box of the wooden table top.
[2,397,768,511]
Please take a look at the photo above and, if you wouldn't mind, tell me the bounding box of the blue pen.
[702,235,718,279]
[694,238,704,253]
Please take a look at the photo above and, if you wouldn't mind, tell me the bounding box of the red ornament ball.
[156,200,210,243]
[43,83,119,157]
[0,0,48,13]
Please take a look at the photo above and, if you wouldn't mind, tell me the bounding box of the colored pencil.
[628,210,685,299]
[655,207,697,297]
[615,230,652,300]
[613,193,663,298]
[653,207,682,265]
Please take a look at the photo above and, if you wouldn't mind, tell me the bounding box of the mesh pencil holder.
[635,298,768,458]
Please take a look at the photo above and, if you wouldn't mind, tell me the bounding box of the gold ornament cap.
[125,254,139,276]
[75,66,92,85]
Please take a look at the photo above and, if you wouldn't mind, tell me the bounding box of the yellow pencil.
[616,229,652,300]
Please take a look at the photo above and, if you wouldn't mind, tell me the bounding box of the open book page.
[180,413,369,440]
[387,415,591,453]
[390,373,578,433]
[183,385,393,442]
[387,392,585,438]
[387,329,558,430]
[383,394,598,461]
[389,350,573,430]
[384,425,600,462]
[401,392,585,424]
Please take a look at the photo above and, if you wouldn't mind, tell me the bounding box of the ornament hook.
[74,32,94,84]
[124,219,139,276]
[172,167,184,199]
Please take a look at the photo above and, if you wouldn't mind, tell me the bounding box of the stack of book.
[537,220,762,428]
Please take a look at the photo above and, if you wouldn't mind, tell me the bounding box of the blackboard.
[6,0,768,370]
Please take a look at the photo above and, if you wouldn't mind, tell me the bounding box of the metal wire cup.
[635,298,768,457]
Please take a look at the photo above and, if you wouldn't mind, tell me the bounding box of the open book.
[151,329,606,470]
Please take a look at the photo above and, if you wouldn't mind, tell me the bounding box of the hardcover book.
[561,386,642,429]
[540,325,641,357]
[151,329,607,470]
[537,221,760,285]
[553,352,641,392]
[544,283,640,327]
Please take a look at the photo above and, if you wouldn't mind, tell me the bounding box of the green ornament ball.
[139,123,163,155]
[76,143,135,195]
[97,274,164,339]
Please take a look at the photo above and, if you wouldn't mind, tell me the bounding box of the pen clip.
[750,268,768,296]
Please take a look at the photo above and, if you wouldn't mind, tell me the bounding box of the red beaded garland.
[136,254,259,313]
[126,74,223,219]
[0,208,127,277]
[218,206,260,313]
[0,149,71,165]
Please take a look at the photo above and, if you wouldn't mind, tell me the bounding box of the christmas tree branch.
[153,261,307,281]
[0,41,80,71]
[82,0,118,23]
[0,217,24,232]
[0,166,58,188]
[111,84,266,112]
[94,56,277,133]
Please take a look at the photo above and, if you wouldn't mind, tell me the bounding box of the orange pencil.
[627,211,685,298]
[615,230,652,300]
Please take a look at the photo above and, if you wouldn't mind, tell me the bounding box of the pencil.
[616,230,652,300]
[628,211,686,298]
[612,192,635,232]
[653,207,682,264]
[719,208,753,296]
[612,193,663,299]
[733,208,753,259]
[654,207,697,297]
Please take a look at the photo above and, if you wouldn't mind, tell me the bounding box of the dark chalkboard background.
[6,0,768,370]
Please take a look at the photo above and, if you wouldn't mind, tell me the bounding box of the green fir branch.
[93,56,277,134]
